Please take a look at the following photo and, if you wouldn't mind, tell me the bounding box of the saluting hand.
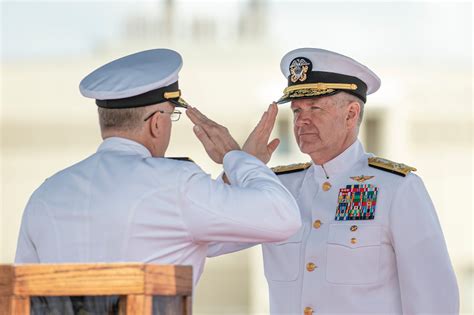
[186,106,241,164]
[242,102,280,164]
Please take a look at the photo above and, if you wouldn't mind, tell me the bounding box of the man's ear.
[346,101,360,129]
[149,112,161,138]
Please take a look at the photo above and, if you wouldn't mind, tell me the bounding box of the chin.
[298,143,317,155]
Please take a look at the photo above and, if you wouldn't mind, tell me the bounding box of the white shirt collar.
[311,139,366,179]
[97,137,152,158]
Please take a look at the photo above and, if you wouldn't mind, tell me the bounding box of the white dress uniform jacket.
[15,137,301,285]
[208,140,459,314]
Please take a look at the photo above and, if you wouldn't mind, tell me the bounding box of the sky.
[1,1,472,63]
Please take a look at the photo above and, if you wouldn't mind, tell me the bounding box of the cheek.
[293,125,299,143]
[325,116,347,139]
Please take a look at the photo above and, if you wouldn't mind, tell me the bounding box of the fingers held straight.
[186,108,205,125]
[193,124,214,148]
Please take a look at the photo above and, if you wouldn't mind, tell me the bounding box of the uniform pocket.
[326,224,382,285]
[263,225,305,282]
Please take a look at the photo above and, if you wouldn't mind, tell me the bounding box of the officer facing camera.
[209,47,459,315]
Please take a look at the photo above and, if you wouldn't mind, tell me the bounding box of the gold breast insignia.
[350,175,374,183]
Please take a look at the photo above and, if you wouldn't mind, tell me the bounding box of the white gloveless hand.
[242,102,280,164]
[186,106,241,164]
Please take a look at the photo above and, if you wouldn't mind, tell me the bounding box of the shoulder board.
[271,162,312,175]
[166,157,194,163]
[368,157,416,177]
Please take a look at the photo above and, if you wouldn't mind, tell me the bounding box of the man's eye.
[311,106,321,111]
[292,109,300,114]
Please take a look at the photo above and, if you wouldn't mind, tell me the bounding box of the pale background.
[1,0,472,314]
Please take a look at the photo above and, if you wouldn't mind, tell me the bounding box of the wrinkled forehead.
[290,96,336,108]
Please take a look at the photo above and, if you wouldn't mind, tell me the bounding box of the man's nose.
[294,111,310,127]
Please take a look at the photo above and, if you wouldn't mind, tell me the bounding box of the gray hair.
[335,92,365,126]
[97,106,150,132]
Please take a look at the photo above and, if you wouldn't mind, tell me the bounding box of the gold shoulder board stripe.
[368,157,416,177]
[167,157,194,163]
[271,162,312,175]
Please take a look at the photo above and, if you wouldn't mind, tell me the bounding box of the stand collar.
[311,139,366,179]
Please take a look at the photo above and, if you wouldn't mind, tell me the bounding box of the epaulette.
[167,157,194,163]
[368,157,416,177]
[271,162,312,175]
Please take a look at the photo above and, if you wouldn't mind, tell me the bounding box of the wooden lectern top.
[0,263,193,315]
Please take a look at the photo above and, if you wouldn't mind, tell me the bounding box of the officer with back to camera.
[15,48,301,290]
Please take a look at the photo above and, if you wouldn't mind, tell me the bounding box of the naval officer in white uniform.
[14,49,301,288]
[208,48,459,314]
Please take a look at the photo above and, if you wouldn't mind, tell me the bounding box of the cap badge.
[289,57,312,83]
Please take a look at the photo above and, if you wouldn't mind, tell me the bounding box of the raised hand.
[186,106,241,164]
[242,102,280,164]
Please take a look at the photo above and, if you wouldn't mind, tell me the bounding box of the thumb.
[267,138,280,155]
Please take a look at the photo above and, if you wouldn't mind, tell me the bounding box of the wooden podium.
[0,263,193,315]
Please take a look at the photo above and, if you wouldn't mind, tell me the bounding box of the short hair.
[97,106,150,132]
[335,92,365,126]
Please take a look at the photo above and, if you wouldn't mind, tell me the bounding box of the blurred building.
[1,1,472,314]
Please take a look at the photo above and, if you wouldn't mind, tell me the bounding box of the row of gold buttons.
[305,183,359,314]
[350,225,357,244]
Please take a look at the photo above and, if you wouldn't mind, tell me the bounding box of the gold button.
[350,225,358,232]
[304,306,314,315]
[306,262,317,272]
[351,237,357,244]
[313,220,322,229]
[322,181,332,191]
